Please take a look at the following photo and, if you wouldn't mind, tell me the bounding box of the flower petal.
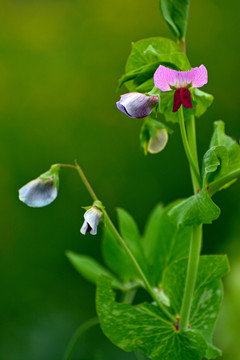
[154,66,179,91]
[116,93,158,118]
[180,88,194,109]
[182,65,208,88]
[148,129,168,154]
[19,177,58,207]
[172,89,182,112]
[80,220,89,235]
[154,64,208,91]
[83,207,102,235]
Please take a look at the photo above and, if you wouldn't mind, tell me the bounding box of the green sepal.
[39,164,60,188]
[82,200,105,211]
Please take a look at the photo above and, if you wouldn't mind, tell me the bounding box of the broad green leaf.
[97,275,208,360]
[163,255,229,357]
[172,121,240,226]
[66,251,123,289]
[208,121,240,194]
[102,208,147,284]
[168,146,224,226]
[142,202,191,284]
[159,0,190,40]
[122,37,190,92]
[168,189,220,226]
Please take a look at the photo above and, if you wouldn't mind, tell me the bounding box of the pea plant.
[19,1,239,359]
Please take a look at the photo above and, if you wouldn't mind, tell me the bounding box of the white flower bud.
[80,206,103,235]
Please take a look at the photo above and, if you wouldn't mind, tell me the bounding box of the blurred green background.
[0,0,240,359]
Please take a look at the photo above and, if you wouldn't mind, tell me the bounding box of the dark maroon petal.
[172,89,182,112]
[180,88,194,109]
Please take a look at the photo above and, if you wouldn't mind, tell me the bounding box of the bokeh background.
[0,0,240,359]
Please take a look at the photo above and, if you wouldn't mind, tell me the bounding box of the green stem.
[178,112,203,329]
[179,225,202,328]
[122,288,137,304]
[66,162,176,323]
[63,317,99,360]
[178,107,201,189]
[74,162,98,201]
[186,115,201,193]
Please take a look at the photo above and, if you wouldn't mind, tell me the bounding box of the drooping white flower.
[18,165,60,208]
[80,206,103,235]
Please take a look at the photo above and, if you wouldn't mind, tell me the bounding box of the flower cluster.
[19,167,103,235]
[116,64,208,127]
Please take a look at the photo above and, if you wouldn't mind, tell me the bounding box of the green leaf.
[168,189,220,226]
[163,255,229,357]
[172,121,240,226]
[159,0,190,40]
[122,37,190,92]
[208,121,240,194]
[97,275,208,360]
[66,251,123,289]
[193,89,214,118]
[142,202,191,284]
[102,208,147,284]
[168,146,224,226]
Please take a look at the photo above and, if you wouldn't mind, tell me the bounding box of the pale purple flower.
[154,65,208,112]
[80,206,103,235]
[116,92,158,118]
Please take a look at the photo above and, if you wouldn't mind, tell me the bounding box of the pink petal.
[183,65,208,88]
[154,66,179,91]
[154,64,208,91]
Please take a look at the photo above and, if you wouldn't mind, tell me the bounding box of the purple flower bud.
[116,92,158,119]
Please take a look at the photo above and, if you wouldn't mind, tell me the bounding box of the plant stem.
[63,317,99,360]
[122,288,137,304]
[74,162,98,201]
[179,225,202,328]
[178,107,201,189]
[70,162,176,323]
[186,115,200,193]
[178,111,203,329]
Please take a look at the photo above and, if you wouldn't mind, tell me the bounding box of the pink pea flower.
[154,65,208,112]
[116,92,158,119]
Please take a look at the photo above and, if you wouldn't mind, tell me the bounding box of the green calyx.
[39,164,60,188]
[82,200,105,211]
